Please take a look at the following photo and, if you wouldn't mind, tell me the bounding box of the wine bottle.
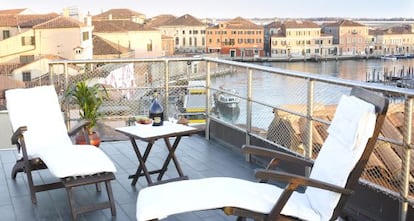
[149,92,164,126]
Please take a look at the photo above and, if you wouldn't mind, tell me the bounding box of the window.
[182,37,186,46]
[22,72,31,82]
[82,31,89,41]
[189,37,192,46]
[194,37,198,47]
[21,36,35,46]
[75,48,82,54]
[147,40,153,52]
[3,30,10,39]
[182,30,185,34]
[202,37,205,46]
[20,55,34,64]
[175,37,179,45]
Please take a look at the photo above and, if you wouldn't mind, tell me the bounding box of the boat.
[214,88,240,109]
[380,55,397,61]
[176,80,207,129]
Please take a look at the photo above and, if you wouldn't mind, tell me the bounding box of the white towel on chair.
[327,95,376,150]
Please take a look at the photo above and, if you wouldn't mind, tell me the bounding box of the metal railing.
[45,56,414,220]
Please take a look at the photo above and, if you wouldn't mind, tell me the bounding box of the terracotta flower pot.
[75,131,101,147]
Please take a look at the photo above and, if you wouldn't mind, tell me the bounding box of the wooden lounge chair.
[5,85,117,220]
[136,87,389,221]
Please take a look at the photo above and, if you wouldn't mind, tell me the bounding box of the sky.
[2,0,414,19]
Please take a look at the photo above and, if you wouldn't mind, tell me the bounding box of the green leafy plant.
[65,81,108,134]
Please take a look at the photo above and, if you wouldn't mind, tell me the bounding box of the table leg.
[129,137,154,186]
[157,136,185,181]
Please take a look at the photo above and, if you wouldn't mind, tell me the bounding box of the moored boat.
[214,88,240,109]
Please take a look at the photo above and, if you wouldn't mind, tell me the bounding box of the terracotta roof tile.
[93,8,145,20]
[34,16,86,29]
[0,13,59,27]
[283,20,319,29]
[93,20,154,32]
[163,14,204,26]
[265,21,282,29]
[370,25,412,35]
[224,17,262,29]
[145,14,176,28]
[0,64,24,75]
[92,35,131,55]
[324,19,364,27]
[0,8,27,15]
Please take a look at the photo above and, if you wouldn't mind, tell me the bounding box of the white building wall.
[159,25,206,53]
[36,27,93,60]
[94,30,163,58]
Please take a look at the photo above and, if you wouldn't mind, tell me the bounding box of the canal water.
[210,58,414,128]
[263,58,414,81]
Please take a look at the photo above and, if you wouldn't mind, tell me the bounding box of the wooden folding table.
[115,121,199,186]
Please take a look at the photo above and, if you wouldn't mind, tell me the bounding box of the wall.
[0,111,14,149]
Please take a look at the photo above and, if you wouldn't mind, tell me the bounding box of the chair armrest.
[67,120,90,137]
[242,145,314,168]
[255,169,353,219]
[255,169,353,195]
[11,126,27,145]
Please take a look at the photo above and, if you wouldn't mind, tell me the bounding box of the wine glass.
[168,111,178,124]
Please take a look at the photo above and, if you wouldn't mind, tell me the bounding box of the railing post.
[305,79,314,176]
[245,68,253,161]
[400,97,413,221]
[165,60,170,117]
[49,63,54,85]
[63,62,70,130]
[205,61,211,140]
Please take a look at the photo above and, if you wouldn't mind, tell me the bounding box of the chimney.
[84,12,92,26]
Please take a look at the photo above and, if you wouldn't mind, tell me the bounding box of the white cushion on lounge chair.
[306,95,376,220]
[136,94,377,221]
[136,177,320,221]
[38,144,116,178]
[6,85,73,158]
[6,85,116,178]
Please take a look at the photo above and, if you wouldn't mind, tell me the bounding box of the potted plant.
[64,81,108,147]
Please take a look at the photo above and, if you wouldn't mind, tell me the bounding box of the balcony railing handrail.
[203,56,414,97]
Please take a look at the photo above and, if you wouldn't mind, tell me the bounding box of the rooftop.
[0,135,257,221]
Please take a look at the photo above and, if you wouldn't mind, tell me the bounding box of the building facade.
[92,20,163,58]
[369,25,414,56]
[206,17,264,58]
[323,20,369,55]
[157,14,207,53]
[0,14,93,81]
[264,21,282,57]
[270,20,334,58]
